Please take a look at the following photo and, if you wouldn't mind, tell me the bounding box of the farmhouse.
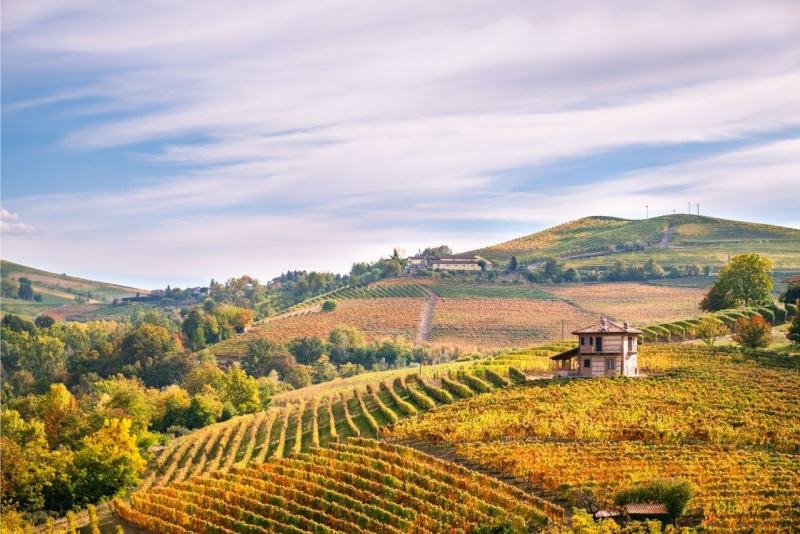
[551,317,642,378]
[405,254,490,273]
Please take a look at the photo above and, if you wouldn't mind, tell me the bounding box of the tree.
[185,386,223,429]
[321,299,338,312]
[311,355,338,384]
[699,282,737,312]
[40,384,80,448]
[182,363,226,395]
[732,315,772,349]
[34,315,55,329]
[2,314,36,335]
[780,282,800,306]
[287,336,326,365]
[787,300,800,344]
[222,366,261,414]
[242,339,280,377]
[181,309,207,351]
[328,326,366,366]
[120,323,174,367]
[421,245,452,256]
[694,316,729,345]
[716,254,774,307]
[17,278,34,301]
[508,256,519,271]
[72,418,146,505]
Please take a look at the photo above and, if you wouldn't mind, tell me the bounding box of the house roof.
[783,275,800,284]
[550,346,580,361]
[572,317,643,335]
[625,503,668,515]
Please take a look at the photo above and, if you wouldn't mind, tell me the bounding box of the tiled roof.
[572,317,643,335]
[783,275,800,284]
[625,503,668,515]
[550,346,579,360]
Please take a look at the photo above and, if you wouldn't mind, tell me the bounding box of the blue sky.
[3,1,800,289]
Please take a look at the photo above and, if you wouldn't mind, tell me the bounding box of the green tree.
[182,362,226,395]
[17,278,34,301]
[222,367,261,414]
[34,315,55,329]
[311,355,338,384]
[787,300,800,344]
[328,326,366,366]
[699,282,737,312]
[732,315,772,349]
[185,386,223,428]
[287,336,326,365]
[181,309,207,351]
[694,316,729,345]
[120,323,174,367]
[715,254,774,307]
[242,338,280,377]
[508,256,519,271]
[72,418,146,505]
[321,299,338,312]
[157,386,191,430]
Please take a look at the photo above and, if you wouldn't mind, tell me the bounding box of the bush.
[614,479,694,525]
[321,300,338,312]
[732,315,772,349]
[787,300,800,344]
[694,316,728,346]
[755,307,775,325]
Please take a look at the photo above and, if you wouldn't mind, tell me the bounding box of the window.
[596,337,603,351]
[583,359,591,368]
[581,337,586,346]
[606,359,615,370]
[588,336,593,345]
[628,337,634,351]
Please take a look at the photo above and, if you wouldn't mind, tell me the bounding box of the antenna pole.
[697,203,699,215]
[645,205,649,219]
[688,201,691,214]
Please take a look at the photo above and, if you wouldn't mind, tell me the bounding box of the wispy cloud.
[1,208,37,235]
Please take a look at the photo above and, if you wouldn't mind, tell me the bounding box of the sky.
[2,0,800,289]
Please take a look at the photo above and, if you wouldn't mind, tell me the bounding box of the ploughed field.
[210,280,715,357]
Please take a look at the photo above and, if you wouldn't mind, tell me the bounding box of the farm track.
[661,223,676,247]
[416,286,437,345]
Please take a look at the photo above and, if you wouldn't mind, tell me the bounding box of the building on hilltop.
[405,254,491,273]
[551,317,642,378]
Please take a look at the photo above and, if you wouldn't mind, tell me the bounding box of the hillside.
[473,214,800,268]
[0,260,148,320]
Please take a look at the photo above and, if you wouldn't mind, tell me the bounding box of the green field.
[430,283,557,300]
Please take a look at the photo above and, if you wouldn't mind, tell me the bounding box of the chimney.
[624,320,629,330]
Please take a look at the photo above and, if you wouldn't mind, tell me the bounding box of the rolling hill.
[0,260,148,320]
[473,214,800,268]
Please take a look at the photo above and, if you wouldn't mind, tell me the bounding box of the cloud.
[1,208,37,235]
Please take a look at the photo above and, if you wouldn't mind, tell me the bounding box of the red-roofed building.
[551,317,643,378]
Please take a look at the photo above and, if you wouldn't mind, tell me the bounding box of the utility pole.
[697,203,700,215]
[645,205,648,219]
[688,201,691,214]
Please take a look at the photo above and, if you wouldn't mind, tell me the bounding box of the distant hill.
[0,260,148,320]
[473,214,800,268]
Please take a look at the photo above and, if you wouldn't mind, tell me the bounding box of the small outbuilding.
[551,317,643,378]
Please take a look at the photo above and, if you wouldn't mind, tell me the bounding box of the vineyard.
[546,282,705,324]
[386,343,800,532]
[431,299,595,349]
[210,298,426,357]
[116,439,560,533]
[430,284,555,300]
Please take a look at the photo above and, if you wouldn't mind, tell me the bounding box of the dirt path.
[661,223,676,247]
[416,286,438,345]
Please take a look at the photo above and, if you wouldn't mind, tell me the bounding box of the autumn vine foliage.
[114,439,558,533]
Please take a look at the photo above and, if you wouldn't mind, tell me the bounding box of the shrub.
[321,300,338,312]
[732,315,772,349]
[614,479,694,525]
[787,300,800,345]
[694,316,729,346]
[755,307,775,325]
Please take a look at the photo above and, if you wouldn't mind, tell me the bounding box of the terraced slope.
[473,214,800,266]
[115,439,560,533]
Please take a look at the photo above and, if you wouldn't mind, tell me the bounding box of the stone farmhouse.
[551,317,643,378]
[405,254,491,273]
